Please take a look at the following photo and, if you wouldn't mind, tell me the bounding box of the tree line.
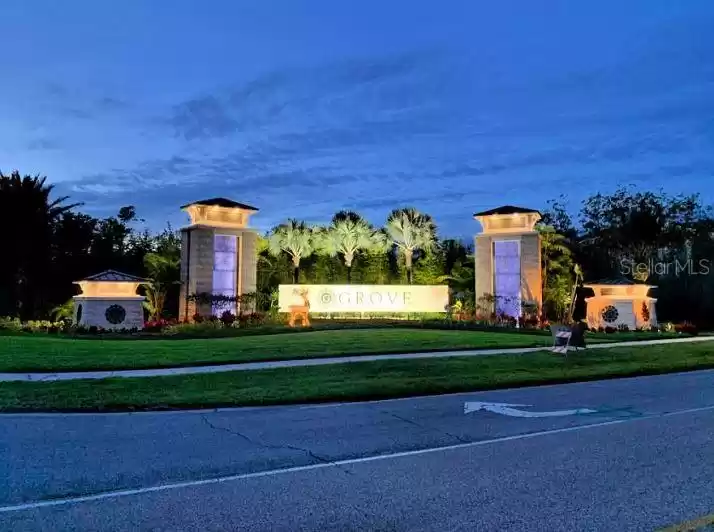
[2,170,713,326]
[0,171,181,320]
[258,209,474,311]
[540,189,714,325]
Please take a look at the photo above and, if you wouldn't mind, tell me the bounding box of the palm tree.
[568,263,584,323]
[268,219,315,283]
[385,208,436,284]
[142,288,162,321]
[0,171,78,219]
[0,171,78,317]
[143,250,180,320]
[256,234,282,287]
[438,259,475,294]
[539,224,583,321]
[317,211,384,283]
[538,224,573,297]
[50,298,75,321]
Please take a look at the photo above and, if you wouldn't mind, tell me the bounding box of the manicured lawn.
[2,340,713,412]
[0,329,556,372]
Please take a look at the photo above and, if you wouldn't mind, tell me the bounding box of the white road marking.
[2,404,714,514]
[464,401,597,417]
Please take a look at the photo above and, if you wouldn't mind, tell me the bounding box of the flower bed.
[0,313,699,341]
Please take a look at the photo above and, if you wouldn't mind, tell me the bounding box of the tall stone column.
[179,227,215,320]
[474,235,493,314]
[519,232,543,304]
[473,206,543,319]
[178,198,259,321]
[239,231,258,297]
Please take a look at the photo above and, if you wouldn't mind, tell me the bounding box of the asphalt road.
[3,370,714,531]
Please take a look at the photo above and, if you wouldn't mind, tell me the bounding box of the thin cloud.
[40,83,129,120]
[64,20,714,237]
[164,49,445,141]
[27,138,61,151]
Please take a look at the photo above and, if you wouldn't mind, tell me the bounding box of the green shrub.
[50,299,75,321]
[266,289,281,322]
[675,322,698,335]
[0,316,22,331]
[220,311,236,326]
[69,325,140,336]
[163,321,224,336]
[659,322,675,333]
[18,320,68,334]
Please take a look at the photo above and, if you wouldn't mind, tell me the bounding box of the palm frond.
[385,207,436,252]
[267,219,316,264]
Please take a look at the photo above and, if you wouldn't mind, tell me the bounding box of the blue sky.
[1,0,713,237]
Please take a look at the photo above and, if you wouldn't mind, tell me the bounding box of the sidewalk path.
[2,336,712,383]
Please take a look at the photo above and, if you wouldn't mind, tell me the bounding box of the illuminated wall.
[212,234,238,316]
[493,240,521,318]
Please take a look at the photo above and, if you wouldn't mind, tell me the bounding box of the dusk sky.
[2,0,713,237]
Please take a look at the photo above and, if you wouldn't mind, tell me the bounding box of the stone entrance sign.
[179,198,259,320]
[278,284,449,313]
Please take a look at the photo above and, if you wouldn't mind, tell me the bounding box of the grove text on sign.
[278,284,449,313]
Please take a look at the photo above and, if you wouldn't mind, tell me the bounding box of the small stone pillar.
[473,206,542,318]
[583,279,657,330]
[179,198,259,321]
[73,270,147,330]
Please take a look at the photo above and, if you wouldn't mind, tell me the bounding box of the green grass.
[2,340,714,412]
[0,328,687,373]
[0,329,557,372]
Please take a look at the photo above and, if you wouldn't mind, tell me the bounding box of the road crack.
[384,411,469,444]
[200,415,353,475]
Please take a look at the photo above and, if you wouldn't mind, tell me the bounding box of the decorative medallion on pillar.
[179,198,259,321]
[473,205,542,319]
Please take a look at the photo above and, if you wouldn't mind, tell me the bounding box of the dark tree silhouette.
[0,171,77,317]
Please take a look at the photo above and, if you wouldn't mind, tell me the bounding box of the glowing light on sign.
[278,284,449,313]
